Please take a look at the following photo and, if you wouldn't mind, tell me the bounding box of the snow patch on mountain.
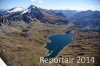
[21,5,36,15]
[7,7,25,13]
[21,10,28,15]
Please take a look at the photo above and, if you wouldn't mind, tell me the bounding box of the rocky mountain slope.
[0,5,72,66]
[52,10,100,31]
[0,5,69,37]
[71,10,100,31]
[0,5,68,25]
[0,5,100,66]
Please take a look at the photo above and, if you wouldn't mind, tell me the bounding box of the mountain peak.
[21,5,38,15]
[28,5,37,9]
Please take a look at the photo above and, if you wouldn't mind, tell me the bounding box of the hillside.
[0,21,70,66]
[0,5,100,66]
[52,10,100,31]
[0,5,68,24]
[0,5,72,66]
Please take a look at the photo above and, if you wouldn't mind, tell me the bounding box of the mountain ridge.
[0,5,68,25]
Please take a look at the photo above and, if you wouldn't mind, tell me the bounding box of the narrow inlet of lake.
[45,32,73,59]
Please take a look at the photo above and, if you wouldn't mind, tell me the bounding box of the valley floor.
[0,21,69,66]
[58,30,100,66]
[0,21,100,66]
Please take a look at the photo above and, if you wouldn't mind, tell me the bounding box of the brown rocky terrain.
[0,5,100,66]
[57,29,100,66]
[0,20,100,66]
[0,20,70,66]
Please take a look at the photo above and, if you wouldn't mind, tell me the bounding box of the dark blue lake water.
[45,32,73,59]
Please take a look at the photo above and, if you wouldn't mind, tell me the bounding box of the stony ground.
[58,29,100,66]
[0,21,69,66]
[0,21,100,66]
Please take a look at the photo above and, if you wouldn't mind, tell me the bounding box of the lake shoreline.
[44,31,74,58]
